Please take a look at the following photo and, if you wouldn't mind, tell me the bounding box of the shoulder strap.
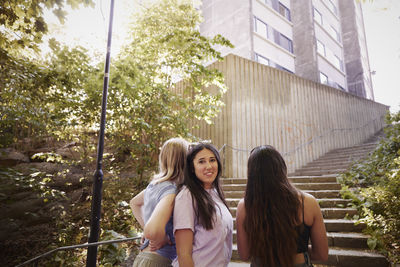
[301,193,305,223]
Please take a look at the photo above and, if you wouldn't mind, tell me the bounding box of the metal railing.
[16,237,141,267]
[217,115,385,176]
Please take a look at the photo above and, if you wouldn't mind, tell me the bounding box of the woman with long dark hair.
[236,145,328,267]
[172,143,233,267]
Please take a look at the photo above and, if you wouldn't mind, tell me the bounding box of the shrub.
[338,111,400,263]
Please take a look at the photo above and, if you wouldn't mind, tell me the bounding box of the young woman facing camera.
[173,143,233,267]
[130,138,188,267]
[236,145,328,267]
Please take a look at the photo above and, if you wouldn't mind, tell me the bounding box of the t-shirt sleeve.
[157,182,177,202]
[173,187,195,233]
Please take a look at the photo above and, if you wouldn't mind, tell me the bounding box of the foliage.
[0,0,94,59]
[0,42,100,149]
[338,111,400,263]
[106,0,233,178]
[46,163,145,266]
[1,0,233,178]
[2,0,234,264]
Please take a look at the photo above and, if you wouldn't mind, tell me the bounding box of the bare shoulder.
[301,191,322,225]
[236,199,245,216]
[302,192,319,206]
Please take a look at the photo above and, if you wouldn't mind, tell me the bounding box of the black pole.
[86,0,115,266]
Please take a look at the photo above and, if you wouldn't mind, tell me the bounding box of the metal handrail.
[16,237,141,267]
[217,115,385,157]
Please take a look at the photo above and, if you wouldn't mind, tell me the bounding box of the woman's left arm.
[236,199,250,261]
[144,193,175,244]
[130,190,145,228]
[308,196,329,261]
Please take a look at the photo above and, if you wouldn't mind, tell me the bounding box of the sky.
[44,0,400,112]
[362,0,400,112]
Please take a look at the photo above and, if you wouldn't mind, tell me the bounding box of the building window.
[328,26,341,42]
[317,40,326,56]
[254,17,269,39]
[313,8,323,25]
[278,2,291,21]
[334,55,344,71]
[276,64,293,73]
[255,53,270,66]
[264,0,291,22]
[264,0,272,5]
[327,0,338,15]
[320,72,328,84]
[277,32,293,53]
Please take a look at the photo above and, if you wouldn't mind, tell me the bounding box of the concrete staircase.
[222,134,389,266]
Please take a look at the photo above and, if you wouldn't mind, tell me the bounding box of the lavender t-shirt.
[172,186,233,267]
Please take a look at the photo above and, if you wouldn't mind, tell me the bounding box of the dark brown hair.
[180,142,228,230]
[244,145,301,267]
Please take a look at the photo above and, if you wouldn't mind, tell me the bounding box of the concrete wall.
[290,0,319,82]
[200,0,253,59]
[186,54,388,178]
[339,1,374,100]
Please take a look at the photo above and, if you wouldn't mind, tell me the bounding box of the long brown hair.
[179,143,228,230]
[244,145,301,267]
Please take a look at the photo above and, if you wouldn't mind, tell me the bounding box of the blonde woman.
[130,138,188,267]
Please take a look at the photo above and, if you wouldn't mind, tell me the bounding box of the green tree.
[0,0,94,59]
[0,41,100,148]
[105,0,233,177]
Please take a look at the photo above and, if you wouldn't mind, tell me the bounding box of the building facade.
[200,0,374,100]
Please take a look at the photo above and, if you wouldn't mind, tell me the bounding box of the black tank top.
[296,194,311,253]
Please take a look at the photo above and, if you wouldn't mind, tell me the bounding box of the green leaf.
[367,237,377,250]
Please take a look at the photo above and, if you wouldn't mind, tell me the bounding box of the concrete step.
[323,148,373,157]
[222,184,246,191]
[289,175,338,183]
[226,198,351,209]
[329,144,377,153]
[304,190,340,198]
[225,191,245,198]
[294,169,347,176]
[231,231,369,249]
[324,219,365,232]
[231,218,363,233]
[222,178,247,185]
[323,151,374,159]
[321,208,358,219]
[224,189,342,199]
[309,155,367,163]
[222,176,339,185]
[327,232,369,249]
[314,247,389,267]
[228,207,357,219]
[295,165,350,172]
[226,198,240,207]
[318,198,351,208]
[231,246,388,266]
[304,161,353,168]
[293,182,342,190]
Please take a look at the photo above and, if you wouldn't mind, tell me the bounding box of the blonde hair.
[152,137,189,184]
